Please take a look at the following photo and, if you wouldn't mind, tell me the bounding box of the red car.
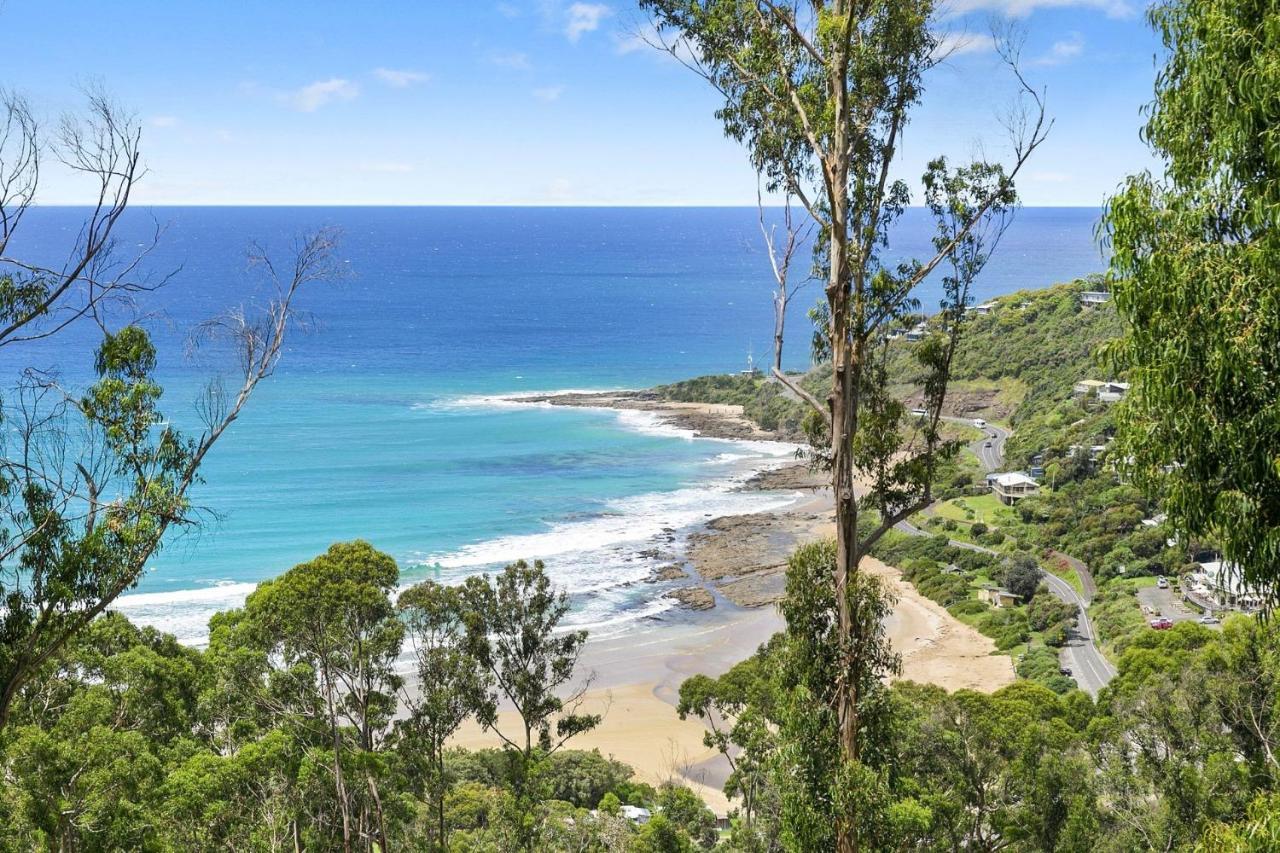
[1149,617,1174,630]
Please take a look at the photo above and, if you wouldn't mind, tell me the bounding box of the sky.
[2,0,1163,207]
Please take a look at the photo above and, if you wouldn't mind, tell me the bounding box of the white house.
[904,321,928,342]
[620,805,652,825]
[990,471,1040,505]
[1080,291,1110,308]
[1098,381,1130,403]
[1073,378,1129,403]
[1189,561,1267,612]
[1073,379,1105,396]
[973,301,998,316]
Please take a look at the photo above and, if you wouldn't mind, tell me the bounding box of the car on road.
[1149,617,1174,630]
[973,418,987,428]
[910,408,927,418]
[1199,614,1220,625]
[1156,576,1169,589]
[984,441,992,448]
[1059,666,1073,676]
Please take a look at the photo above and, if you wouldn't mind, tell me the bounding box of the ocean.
[4,207,1106,643]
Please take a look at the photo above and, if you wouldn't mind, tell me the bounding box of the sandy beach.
[448,392,1015,816]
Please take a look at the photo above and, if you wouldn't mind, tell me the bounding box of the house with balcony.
[990,471,1040,505]
[1187,561,1267,612]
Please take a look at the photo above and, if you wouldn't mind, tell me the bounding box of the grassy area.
[1045,555,1085,595]
[933,493,1011,526]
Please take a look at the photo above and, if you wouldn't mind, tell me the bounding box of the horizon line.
[28,202,1108,210]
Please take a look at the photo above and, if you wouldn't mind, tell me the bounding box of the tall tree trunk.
[368,775,389,853]
[827,9,860,851]
[326,669,353,853]
[773,292,786,375]
[436,744,447,852]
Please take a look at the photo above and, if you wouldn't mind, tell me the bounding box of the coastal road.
[939,415,1009,472]
[892,520,1117,697]
[1037,569,1117,696]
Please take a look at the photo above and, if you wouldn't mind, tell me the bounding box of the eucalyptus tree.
[397,579,488,851]
[243,540,405,853]
[0,86,341,730]
[639,2,1046,848]
[459,559,600,850]
[758,188,813,374]
[1104,0,1280,603]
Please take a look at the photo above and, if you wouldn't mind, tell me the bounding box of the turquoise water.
[4,207,1106,642]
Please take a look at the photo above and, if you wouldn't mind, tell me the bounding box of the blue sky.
[3,0,1162,206]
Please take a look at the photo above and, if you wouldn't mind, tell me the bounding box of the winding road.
[899,416,1116,696]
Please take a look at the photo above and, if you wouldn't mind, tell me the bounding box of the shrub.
[948,599,988,618]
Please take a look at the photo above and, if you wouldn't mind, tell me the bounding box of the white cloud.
[489,51,532,70]
[944,0,1132,19]
[533,85,565,102]
[286,78,359,112]
[614,22,700,65]
[359,161,414,173]
[565,2,611,42]
[932,31,997,59]
[373,67,431,87]
[148,115,179,128]
[1035,32,1085,65]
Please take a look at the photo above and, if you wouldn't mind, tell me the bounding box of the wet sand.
[448,390,1014,816]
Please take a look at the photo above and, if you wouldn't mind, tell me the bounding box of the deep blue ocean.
[6,207,1105,642]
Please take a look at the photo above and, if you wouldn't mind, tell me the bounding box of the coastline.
[448,390,1015,815]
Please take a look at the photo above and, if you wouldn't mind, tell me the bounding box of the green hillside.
[661,276,1123,467]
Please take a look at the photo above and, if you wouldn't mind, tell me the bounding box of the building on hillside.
[990,471,1040,505]
[1187,561,1267,612]
[1073,379,1105,396]
[973,301,998,316]
[904,321,928,342]
[620,806,652,825]
[1080,291,1110,308]
[1098,381,1130,403]
[980,586,1020,608]
[1074,379,1130,402]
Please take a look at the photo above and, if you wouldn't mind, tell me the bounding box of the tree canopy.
[1104,0,1280,603]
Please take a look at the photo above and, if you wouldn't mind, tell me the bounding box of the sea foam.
[115,391,806,646]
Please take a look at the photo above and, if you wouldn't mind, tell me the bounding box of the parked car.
[1059,666,1073,677]
[1149,617,1174,630]
[1156,576,1169,589]
[973,418,987,428]
[1198,614,1219,625]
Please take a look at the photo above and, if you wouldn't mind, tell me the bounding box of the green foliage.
[654,373,813,438]
[1003,554,1043,602]
[0,548,684,852]
[1103,0,1280,603]
[397,578,487,849]
[459,559,600,850]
